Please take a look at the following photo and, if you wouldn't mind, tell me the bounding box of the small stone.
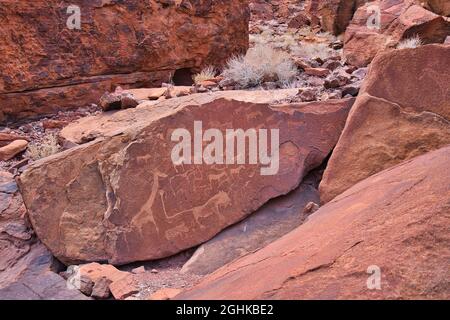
[148,288,182,300]
[303,202,320,215]
[324,70,351,89]
[109,275,139,300]
[131,266,146,274]
[322,60,342,71]
[91,277,112,299]
[0,140,28,161]
[151,269,159,274]
[341,84,360,97]
[304,67,330,77]
[293,58,310,70]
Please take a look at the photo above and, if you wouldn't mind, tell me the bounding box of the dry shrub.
[397,35,422,49]
[222,44,298,88]
[193,66,216,85]
[26,134,61,161]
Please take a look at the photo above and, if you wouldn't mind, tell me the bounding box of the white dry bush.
[397,35,423,49]
[293,42,334,60]
[193,66,216,84]
[222,44,298,88]
[26,134,61,161]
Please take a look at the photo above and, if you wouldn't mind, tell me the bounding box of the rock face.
[0,243,89,300]
[0,171,33,287]
[344,0,450,67]
[181,169,321,276]
[60,89,300,145]
[423,0,450,16]
[306,0,367,35]
[18,97,354,265]
[320,44,450,203]
[0,171,87,299]
[177,146,450,300]
[0,0,249,124]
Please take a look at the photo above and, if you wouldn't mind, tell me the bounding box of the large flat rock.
[177,146,450,300]
[18,97,354,265]
[60,89,300,145]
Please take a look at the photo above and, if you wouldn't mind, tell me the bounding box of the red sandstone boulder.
[18,97,354,265]
[176,146,450,300]
[320,44,450,203]
[0,0,249,124]
[306,0,367,35]
[59,89,301,145]
[344,0,450,67]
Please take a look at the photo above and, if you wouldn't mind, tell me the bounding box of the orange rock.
[177,146,450,300]
[344,0,450,67]
[0,133,30,147]
[320,44,450,203]
[78,263,129,284]
[197,80,217,88]
[0,140,28,161]
[0,0,249,124]
[123,88,167,101]
[59,90,300,145]
[148,288,182,300]
[304,67,331,77]
[109,275,139,300]
[18,97,354,265]
[306,0,367,35]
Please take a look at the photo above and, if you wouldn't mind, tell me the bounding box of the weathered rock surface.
[18,97,354,265]
[320,44,450,203]
[0,140,28,161]
[177,146,450,300]
[181,169,321,276]
[306,0,367,35]
[344,0,450,67]
[0,0,249,124]
[0,244,89,300]
[0,171,87,300]
[423,0,450,16]
[60,89,300,145]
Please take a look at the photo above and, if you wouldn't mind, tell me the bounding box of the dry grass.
[26,134,61,161]
[193,66,216,85]
[293,42,335,60]
[222,44,298,88]
[397,35,422,49]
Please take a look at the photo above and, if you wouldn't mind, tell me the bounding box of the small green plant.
[222,44,298,88]
[26,134,61,161]
[397,35,422,49]
[193,66,216,85]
